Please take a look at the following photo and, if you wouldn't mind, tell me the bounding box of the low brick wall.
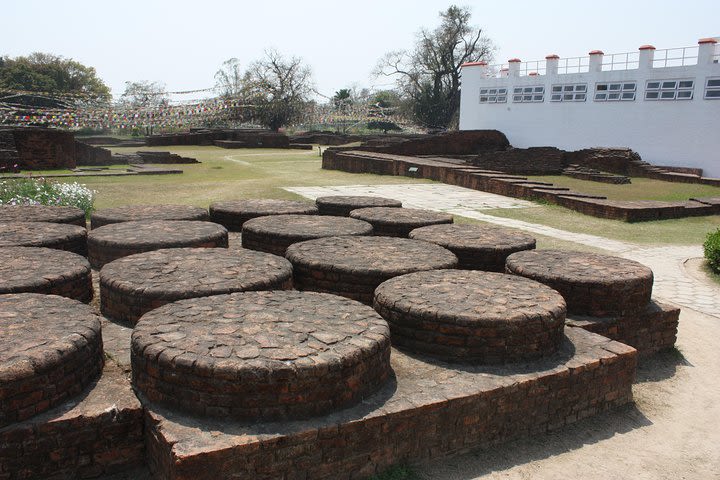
[75,141,113,166]
[566,299,680,357]
[144,327,637,480]
[0,363,144,479]
[472,147,566,174]
[148,129,290,148]
[359,129,509,156]
[322,150,718,222]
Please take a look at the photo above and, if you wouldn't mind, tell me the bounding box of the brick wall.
[75,141,113,166]
[11,128,76,170]
[472,147,566,174]
[145,328,637,480]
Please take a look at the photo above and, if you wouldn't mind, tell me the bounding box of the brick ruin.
[0,201,680,479]
[322,132,720,221]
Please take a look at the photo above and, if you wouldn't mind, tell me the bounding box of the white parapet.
[459,37,720,177]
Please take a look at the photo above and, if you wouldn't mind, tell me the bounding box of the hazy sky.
[3,0,719,100]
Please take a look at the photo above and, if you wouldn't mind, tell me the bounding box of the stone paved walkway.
[286,184,720,318]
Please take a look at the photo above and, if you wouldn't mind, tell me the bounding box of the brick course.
[144,327,637,480]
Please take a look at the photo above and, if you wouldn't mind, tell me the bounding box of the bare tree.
[119,80,169,108]
[214,58,243,99]
[375,5,494,129]
[118,81,169,134]
[241,49,313,131]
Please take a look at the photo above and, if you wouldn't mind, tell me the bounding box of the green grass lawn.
[28,145,718,247]
[527,175,720,201]
[71,146,431,210]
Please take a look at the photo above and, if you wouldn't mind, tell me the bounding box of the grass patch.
[63,146,430,210]
[369,465,417,480]
[484,203,720,246]
[527,175,720,201]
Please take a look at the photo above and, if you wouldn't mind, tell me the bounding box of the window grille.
[512,86,544,103]
[479,87,508,103]
[595,82,636,101]
[550,84,587,102]
[704,78,720,99]
[645,79,694,100]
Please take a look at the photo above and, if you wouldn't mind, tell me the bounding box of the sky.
[2,0,719,101]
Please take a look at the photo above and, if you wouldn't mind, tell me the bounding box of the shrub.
[0,178,96,217]
[704,227,720,274]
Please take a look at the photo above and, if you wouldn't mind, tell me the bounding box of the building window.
[479,87,508,103]
[512,86,544,103]
[550,84,587,102]
[704,78,720,99]
[595,82,636,101]
[645,79,694,100]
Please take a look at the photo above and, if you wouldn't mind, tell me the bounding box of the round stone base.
[87,220,228,269]
[285,236,458,304]
[315,196,402,217]
[0,205,86,227]
[101,248,293,324]
[0,222,88,256]
[209,199,318,231]
[350,207,453,237]
[131,291,391,420]
[241,214,373,256]
[506,250,654,316]
[0,247,92,302]
[0,293,103,428]
[409,224,536,271]
[374,270,566,363]
[90,204,209,229]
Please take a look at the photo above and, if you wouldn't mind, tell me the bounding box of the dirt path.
[418,305,720,480]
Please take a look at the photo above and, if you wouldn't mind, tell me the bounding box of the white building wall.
[459,39,720,177]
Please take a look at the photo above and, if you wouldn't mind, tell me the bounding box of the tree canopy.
[0,52,111,108]
[375,5,494,129]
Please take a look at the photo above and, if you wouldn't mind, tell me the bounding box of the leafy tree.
[0,52,110,108]
[375,5,494,129]
[119,80,169,108]
[332,88,352,111]
[241,49,313,131]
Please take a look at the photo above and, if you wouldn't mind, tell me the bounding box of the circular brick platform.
[285,236,458,304]
[315,195,403,217]
[90,204,209,229]
[374,270,566,363]
[87,220,228,269]
[349,207,453,237]
[506,250,654,316]
[409,224,536,272]
[0,222,88,256]
[0,247,93,302]
[209,199,319,231]
[242,214,374,256]
[0,205,86,227]
[131,291,391,420]
[0,293,104,428]
[100,248,294,324]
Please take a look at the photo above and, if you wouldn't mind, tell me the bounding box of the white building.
[459,38,720,177]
